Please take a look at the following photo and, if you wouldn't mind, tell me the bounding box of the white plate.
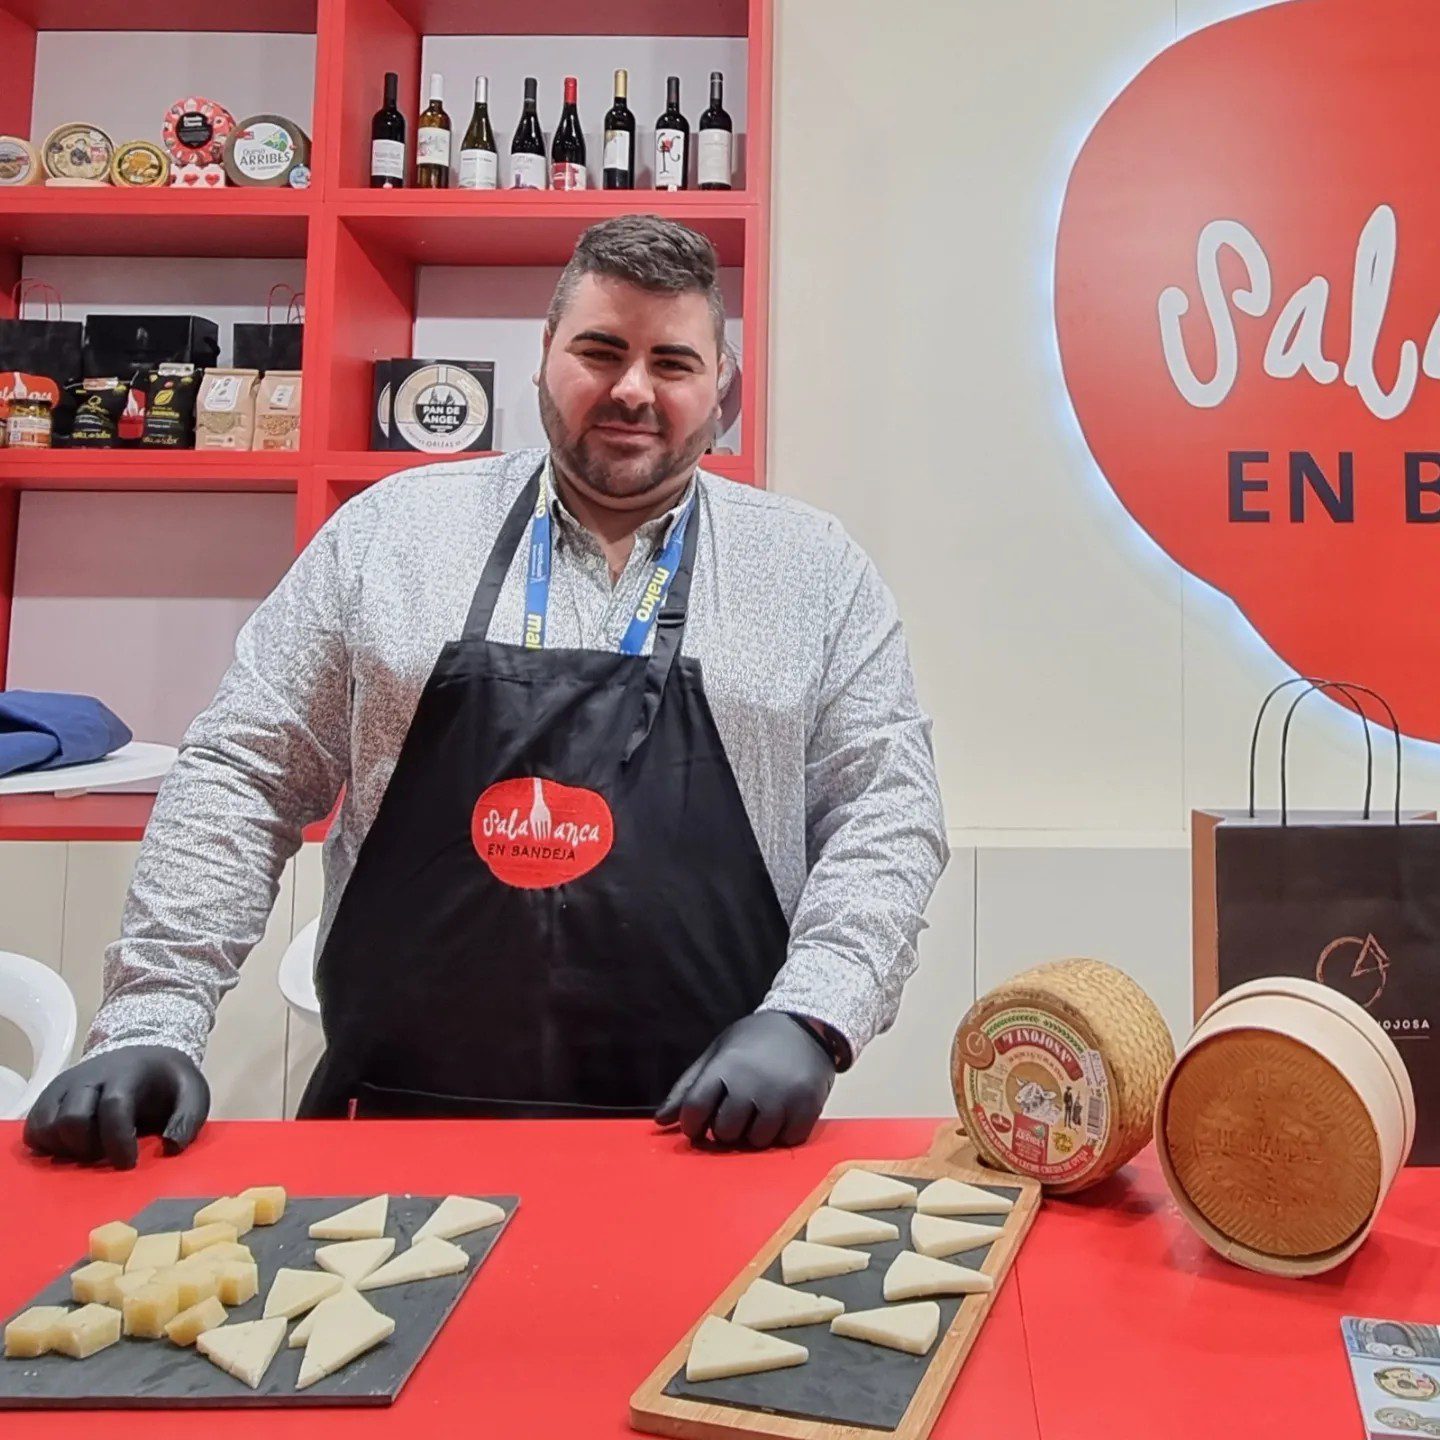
[0,740,178,796]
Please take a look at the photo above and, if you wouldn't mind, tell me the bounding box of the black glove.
[655,1012,837,1149]
[23,1046,210,1171]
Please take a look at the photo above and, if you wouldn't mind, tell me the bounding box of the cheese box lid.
[111,140,170,188]
[42,123,113,181]
[162,97,235,166]
[223,115,311,188]
[0,136,41,187]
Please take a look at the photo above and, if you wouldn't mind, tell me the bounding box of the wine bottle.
[551,74,587,190]
[457,75,498,190]
[602,68,635,190]
[370,71,406,188]
[510,77,547,190]
[654,75,689,191]
[697,71,733,191]
[415,72,451,188]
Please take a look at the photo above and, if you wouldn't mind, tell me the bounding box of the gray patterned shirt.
[86,448,948,1071]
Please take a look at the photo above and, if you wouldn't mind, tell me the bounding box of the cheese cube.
[168,1261,221,1311]
[51,1304,122,1359]
[112,1268,158,1303]
[237,1186,287,1226]
[193,1197,255,1237]
[165,1295,227,1347]
[71,1260,123,1306]
[5,1305,68,1358]
[181,1223,239,1258]
[190,1242,253,1268]
[126,1232,181,1273]
[122,1278,182,1339]
[213,1261,259,1306]
[88,1221,138,1266]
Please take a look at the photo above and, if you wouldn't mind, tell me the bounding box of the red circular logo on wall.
[1056,0,1440,738]
[471,777,614,889]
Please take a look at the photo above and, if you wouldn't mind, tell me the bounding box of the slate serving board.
[662,1174,1021,1432]
[0,1194,518,1409]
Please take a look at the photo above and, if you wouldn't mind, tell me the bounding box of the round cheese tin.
[162,97,236,167]
[110,140,171,188]
[222,115,311,188]
[42,123,114,181]
[0,136,41,187]
[952,957,1176,1194]
[392,364,492,453]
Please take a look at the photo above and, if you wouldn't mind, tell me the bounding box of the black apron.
[298,463,791,1119]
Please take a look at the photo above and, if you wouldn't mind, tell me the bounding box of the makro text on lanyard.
[524,471,696,656]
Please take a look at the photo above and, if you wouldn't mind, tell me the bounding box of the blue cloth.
[0,691,132,778]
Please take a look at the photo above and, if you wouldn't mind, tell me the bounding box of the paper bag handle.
[1249,677,1375,818]
[1277,681,1403,827]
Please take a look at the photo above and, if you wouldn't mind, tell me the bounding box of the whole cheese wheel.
[42,123,113,181]
[0,136,41,187]
[222,115,311,188]
[162,97,236,167]
[952,958,1175,1194]
[110,140,170,188]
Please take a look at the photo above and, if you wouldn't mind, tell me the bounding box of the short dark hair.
[547,214,728,366]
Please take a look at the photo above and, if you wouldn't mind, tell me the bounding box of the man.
[24,216,946,1168]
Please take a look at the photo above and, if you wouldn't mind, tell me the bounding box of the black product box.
[82,314,220,380]
[374,358,495,454]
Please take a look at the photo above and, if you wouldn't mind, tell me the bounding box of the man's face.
[538,273,723,502]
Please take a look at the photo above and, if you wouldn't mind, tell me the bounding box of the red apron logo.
[471,777,614,889]
[1056,0,1440,738]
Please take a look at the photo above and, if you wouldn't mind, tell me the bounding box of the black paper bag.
[233,284,304,373]
[82,313,219,379]
[1195,678,1440,1164]
[0,281,82,387]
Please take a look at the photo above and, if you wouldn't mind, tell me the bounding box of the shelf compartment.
[377,0,747,36]
[0,450,306,493]
[0,0,317,31]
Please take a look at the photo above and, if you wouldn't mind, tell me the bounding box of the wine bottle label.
[417,126,449,167]
[655,128,686,188]
[550,161,587,190]
[603,130,631,170]
[698,129,732,186]
[458,148,498,189]
[370,138,404,180]
[510,151,547,189]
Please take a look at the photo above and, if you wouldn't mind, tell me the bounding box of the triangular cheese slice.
[779,1240,870,1285]
[909,1214,1004,1259]
[289,1286,370,1349]
[685,1315,808,1382]
[917,1178,1015,1217]
[308,1195,389,1241]
[296,1295,396,1390]
[356,1236,468,1291]
[831,1301,941,1356]
[828,1170,918,1212]
[805,1206,900,1247]
[731,1277,845,1331]
[413,1195,506,1243]
[314,1238,396,1285]
[262,1268,343,1320]
[883,1250,994,1301]
[197,1317,287,1389]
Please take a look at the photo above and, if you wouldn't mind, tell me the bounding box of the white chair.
[279,918,321,1028]
[0,952,77,1119]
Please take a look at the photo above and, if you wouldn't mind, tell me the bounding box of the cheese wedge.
[413,1195,506,1243]
[909,1214,1004,1260]
[193,1197,256,1237]
[917,1177,1015,1217]
[50,1304,122,1359]
[198,1317,287,1389]
[804,1206,900,1248]
[685,1315,808,1382]
[71,1260,122,1306]
[356,1236,468,1291]
[5,1306,69,1358]
[165,1295,227,1347]
[88,1221,138,1266]
[262,1268,343,1320]
[732,1277,845,1331]
[296,1295,395,1390]
[289,1285,370,1348]
[309,1195,388,1241]
[126,1232,181,1273]
[828,1170,918,1212]
[831,1301,941,1356]
[779,1240,870,1285]
[237,1186,288,1225]
[315,1238,395,1285]
[883,1250,994,1301]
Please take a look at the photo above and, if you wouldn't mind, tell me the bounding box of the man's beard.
[538,370,713,499]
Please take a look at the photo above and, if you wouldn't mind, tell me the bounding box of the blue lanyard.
[524,472,696,656]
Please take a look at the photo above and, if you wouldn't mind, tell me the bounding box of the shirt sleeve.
[83,502,366,1067]
[757,528,949,1064]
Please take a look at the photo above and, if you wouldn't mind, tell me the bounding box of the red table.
[1,1117,1426,1438]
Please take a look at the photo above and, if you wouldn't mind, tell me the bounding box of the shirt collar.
[545,455,697,552]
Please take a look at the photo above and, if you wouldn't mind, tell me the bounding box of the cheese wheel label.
[960,1005,1112,1184]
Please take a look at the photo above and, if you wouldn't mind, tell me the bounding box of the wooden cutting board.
[630,1121,1041,1440]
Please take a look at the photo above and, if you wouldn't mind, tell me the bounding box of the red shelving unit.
[0,0,772,839]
